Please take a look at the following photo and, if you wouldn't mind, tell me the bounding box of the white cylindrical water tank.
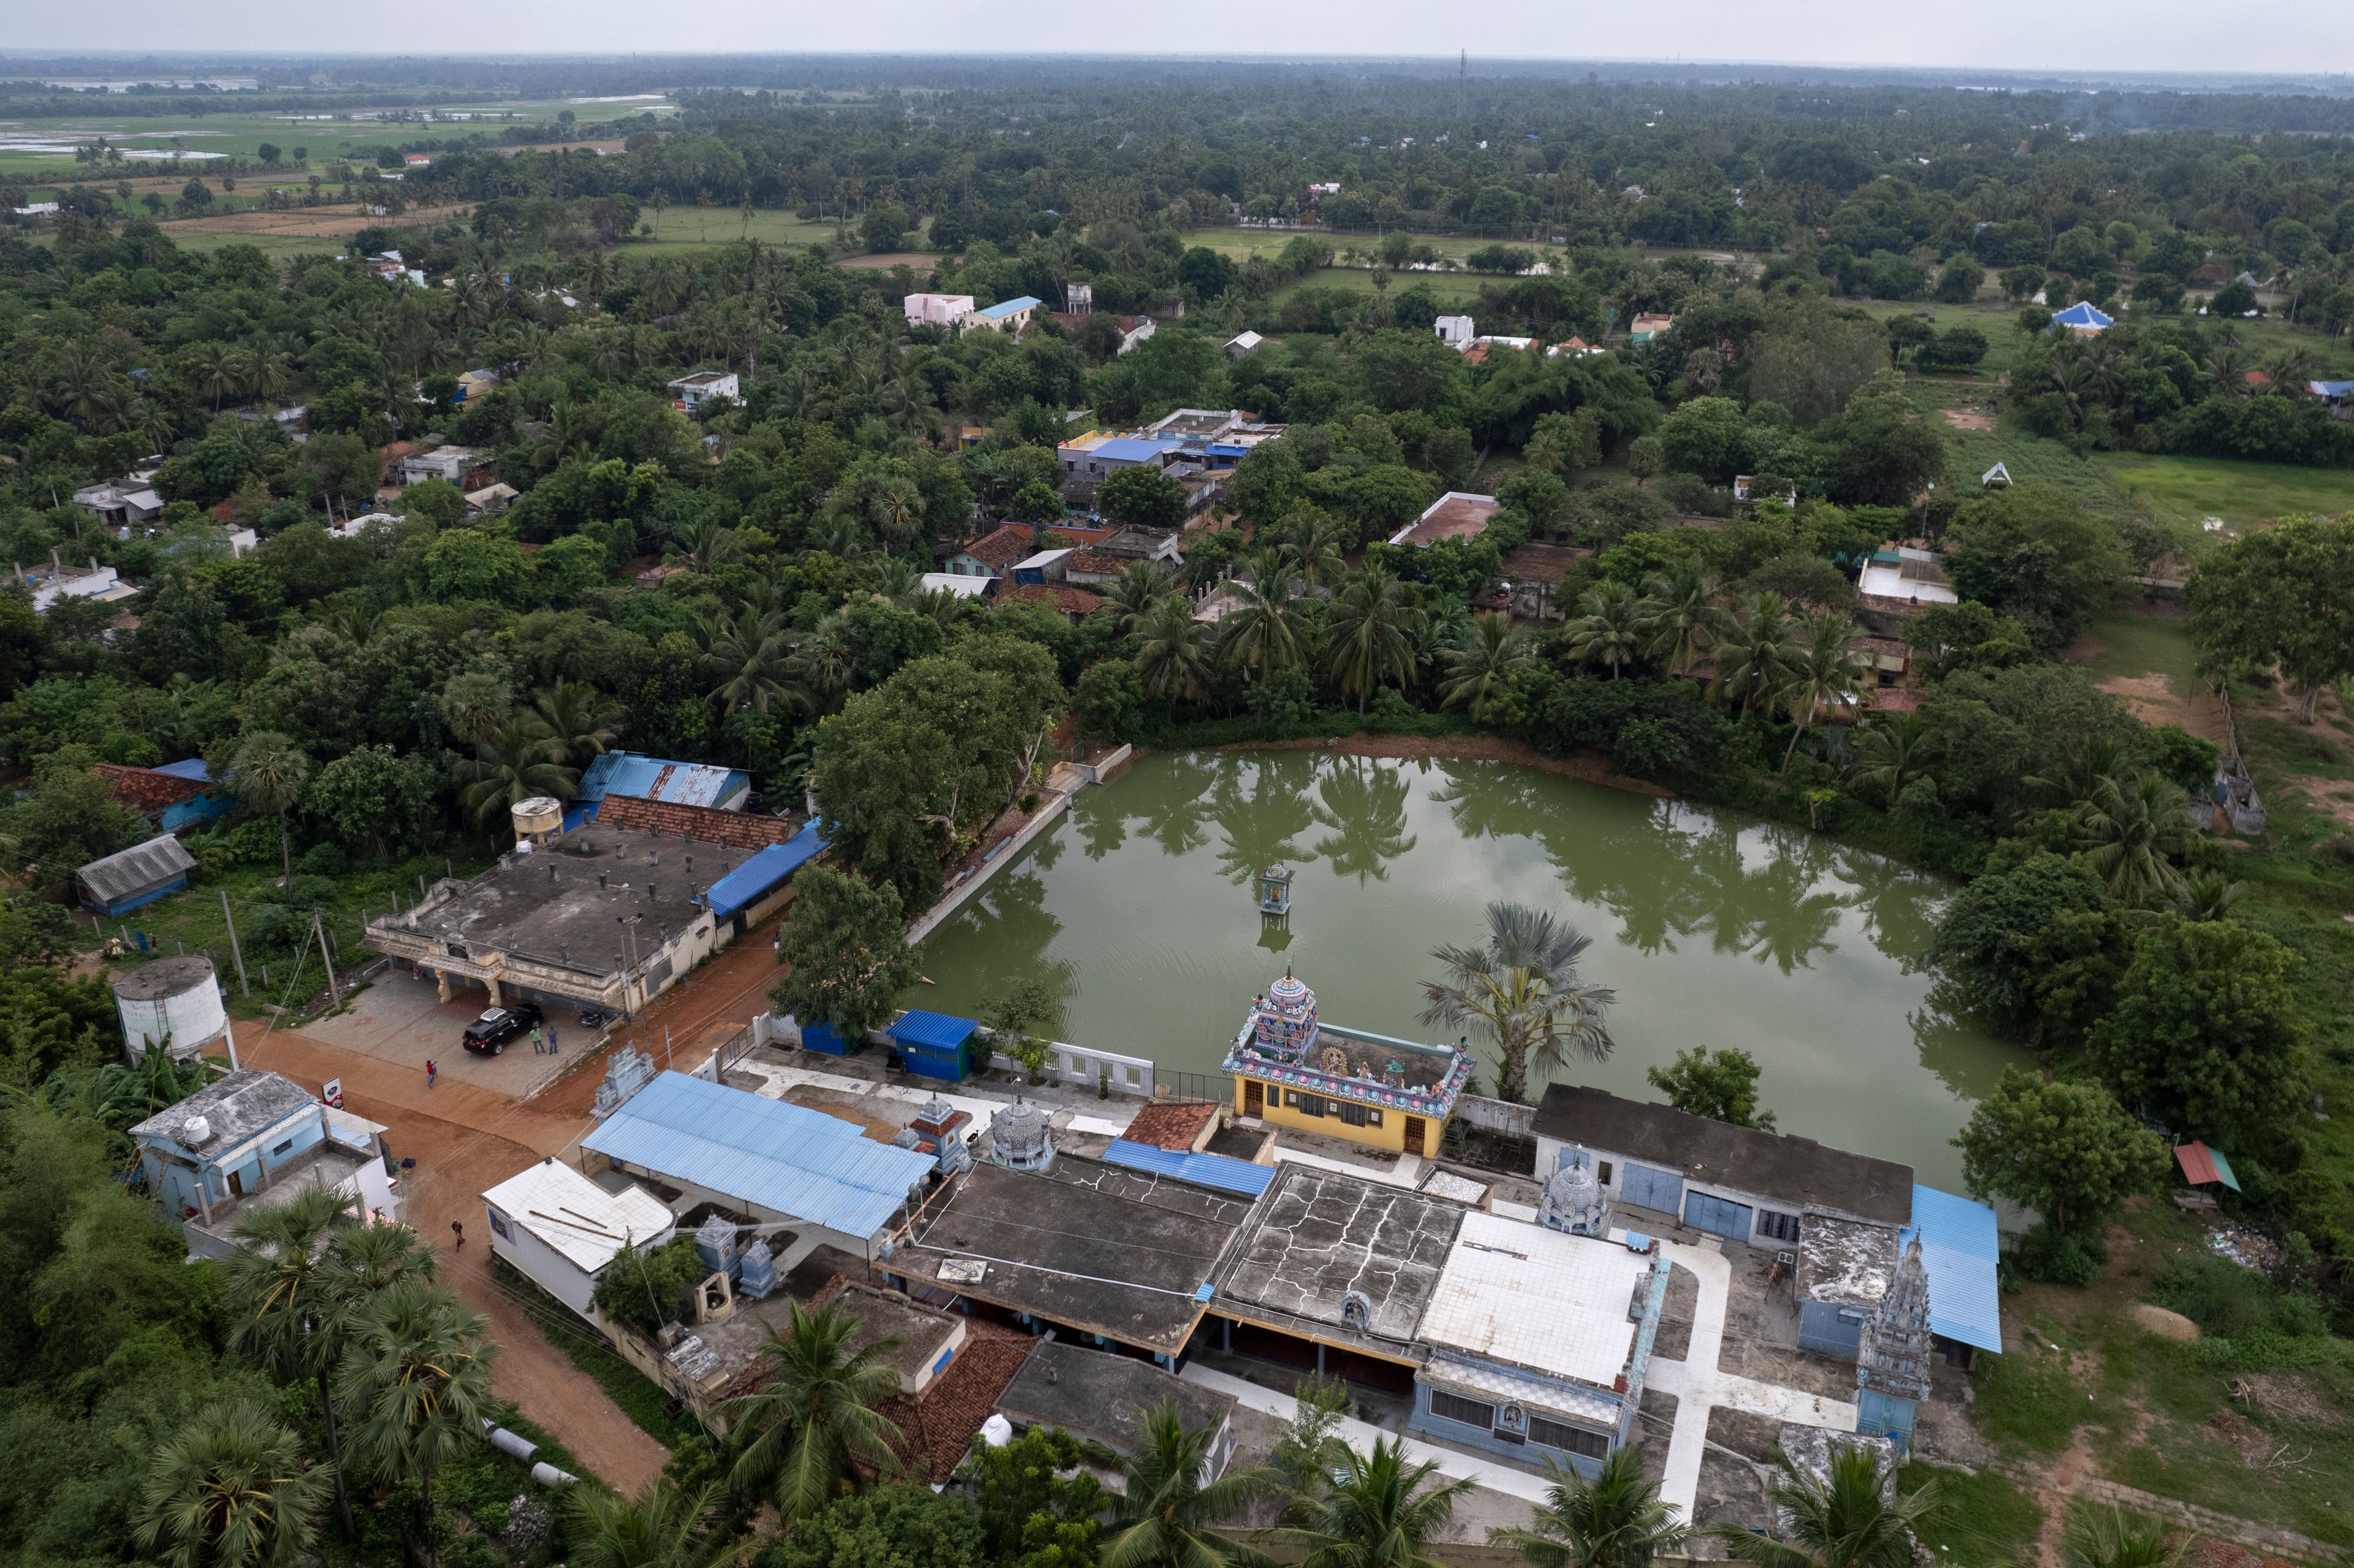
[512,796,564,848]
[113,954,229,1065]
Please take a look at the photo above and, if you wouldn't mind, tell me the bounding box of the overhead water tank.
[512,796,565,848]
[113,954,228,1065]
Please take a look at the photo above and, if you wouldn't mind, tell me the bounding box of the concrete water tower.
[511,796,564,849]
[113,954,229,1065]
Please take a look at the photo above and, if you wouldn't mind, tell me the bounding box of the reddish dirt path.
[218,1021,669,1493]
[530,908,792,1119]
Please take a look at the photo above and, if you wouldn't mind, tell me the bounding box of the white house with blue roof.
[970,295,1042,334]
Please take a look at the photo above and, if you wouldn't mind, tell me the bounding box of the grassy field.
[2071,611,2201,693]
[1178,226,1517,265]
[625,207,852,256]
[1268,265,1486,306]
[2096,452,2354,532]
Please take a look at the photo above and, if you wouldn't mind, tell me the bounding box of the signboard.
[322,1078,343,1109]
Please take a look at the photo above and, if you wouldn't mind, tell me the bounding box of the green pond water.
[907,751,2029,1190]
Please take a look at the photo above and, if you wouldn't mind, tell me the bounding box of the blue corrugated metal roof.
[1101,1139,1277,1197]
[1906,1184,2002,1355]
[2051,301,2113,329]
[577,750,750,810]
[2311,379,2354,398]
[153,758,212,782]
[977,295,1043,319]
[703,823,826,920]
[888,1010,979,1050]
[583,1071,934,1238]
[1090,436,1179,463]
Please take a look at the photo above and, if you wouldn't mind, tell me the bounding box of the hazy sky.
[9,1,2354,78]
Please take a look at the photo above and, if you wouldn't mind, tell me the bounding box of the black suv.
[460,1002,543,1055]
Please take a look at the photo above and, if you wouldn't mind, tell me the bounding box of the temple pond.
[907,750,2030,1189]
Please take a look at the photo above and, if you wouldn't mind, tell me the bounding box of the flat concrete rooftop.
[385,826,748,975]
[1211,1163,1465,1350]
[900,1157,1253,1355]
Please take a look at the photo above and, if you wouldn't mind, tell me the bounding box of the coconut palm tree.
[2025,737,2132,814]
[724,1300,904,1520]
[666,518,744,574]
[1777,611,1872,770]
[2060,1504,2187,1568]
[221,1187,360,1542]
[1135,594,1219,704]
[1324,565,1422,715]
[135,1402,329,1568]
[1713,592,1797,718]
[1637,560,1731,676]
[1291,512,1353,592]
[2076,772,2196,907]
[1709,1448,1938,1568]
[460,719,577,828]
[335,1283,497,1568]
[192,340,246,413]
[708,612,810,718]
[1419,900,1617,1105]
[2169,869,2247,922]
[534,680,625,766]
[1268,1434,1472,1568]
[1439,613,1533,721]
[1100,561,1165,639]
[313,1217,438,1310]
[568,1479,755,1568]
[1100,1401,1272,1568]
[226,732,312,885]
[1221,548,1312,679]
[438,671,511,752]
[1487,1448,1689,1568]
[1844,712,1932,807]
[1564,581,1647,679]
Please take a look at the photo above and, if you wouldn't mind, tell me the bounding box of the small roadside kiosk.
[888,1010,983,1083]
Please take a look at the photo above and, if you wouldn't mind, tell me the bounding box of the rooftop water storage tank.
[113,954,228,1065]
[512,796,564,848]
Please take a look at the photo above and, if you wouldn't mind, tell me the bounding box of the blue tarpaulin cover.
[704,823,827,920]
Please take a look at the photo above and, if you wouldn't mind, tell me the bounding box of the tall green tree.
[1487,1448,1689,1568]
[1324,565,1422,714]
[568,1479,753,1568]
[771,866,918,1040]
[1267,1435,1473,1568]
[725,1300,905,1520]
[1100,1401,1271,1568]
[1776,611,1870,769]
[459,718,577,828]
[220,1186,360,1541]
[1709,1448,1938,1568]
[1439,613,1534,721]
[1952,1070,2168,1235]
[1565,582,1647,680]
[1221,549,1314,679]
[335,1282,496,1568]
[226,731,312,885]
[2187,514,2354,722]
[1134,594,1219,704]
[1647,1046,1775,1130]
[1419,901,1616,1105]
[134,1402,329,1568]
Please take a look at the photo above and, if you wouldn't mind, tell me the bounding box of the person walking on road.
[426,1059,438,1089]
[451,1220,464,1250]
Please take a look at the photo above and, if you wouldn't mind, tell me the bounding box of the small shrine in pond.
[1221,965,1471,1156]
[1255,863,1295,916]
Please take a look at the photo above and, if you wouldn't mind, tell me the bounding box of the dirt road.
[219,1021,669,1493]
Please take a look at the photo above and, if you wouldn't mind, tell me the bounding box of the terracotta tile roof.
[960,523,1038,569]
[1868,687,1924,713]
[91,764,211,816]
[1065,549,1135,577]
[593,793,798,850]
[1122,1100,1218,1151]
[999,584,1105,615]
[1500,542,1588,584]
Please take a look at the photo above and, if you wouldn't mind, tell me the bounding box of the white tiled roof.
[1417,1210,1649,1386]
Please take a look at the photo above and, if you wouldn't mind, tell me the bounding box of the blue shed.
[1905,1184,2003,1360]
[703,823,827,932]
[800,1021,853,1056]
[887,1010,981,1083]
[77,835,199,916]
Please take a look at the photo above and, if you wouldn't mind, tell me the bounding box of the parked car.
[461,1002,543,1055]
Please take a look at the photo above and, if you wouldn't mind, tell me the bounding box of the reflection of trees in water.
[1829,847,1945,963]
[1311,758,1419,885]
[1910,1002,2023,1103]
[1136,753,1217,858]
[934,869,1064,999]
[1209,755,1323,887]
[1070,789,1128,861]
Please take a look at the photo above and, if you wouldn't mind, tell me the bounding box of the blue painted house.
[886,1010,983,1083]
[131,1068,400,1258]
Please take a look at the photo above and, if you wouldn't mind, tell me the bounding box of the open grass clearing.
[1267,265,1485,306]
[2095,451,2354,535]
